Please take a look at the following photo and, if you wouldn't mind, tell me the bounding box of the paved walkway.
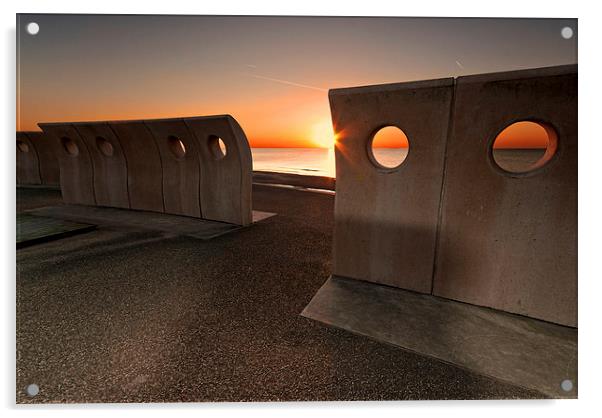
[16,185,540,402]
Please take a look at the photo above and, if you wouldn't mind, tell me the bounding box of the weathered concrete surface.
[144,119,201,218]
[109,121,164,213]
[433,65,577,327]
[16,132,42,185]
[25,132,60,186]
[74,123,130,209]
[38,123,96,205]
[302,276,576,398]
[185,115,252,226]
[329,78,454,293]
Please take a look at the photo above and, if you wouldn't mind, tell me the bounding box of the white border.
[2,1,600,417]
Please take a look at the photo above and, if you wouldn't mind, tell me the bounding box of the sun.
[310,119,337,148]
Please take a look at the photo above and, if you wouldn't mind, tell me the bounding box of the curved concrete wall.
[74,122,130,209]
[109,121,164,213]
[24,131,60,186]
[16,132,42,185]
[39,116,252,225]
[144,119,202,218]
[185,115,253,226]
[329,79,454,293]
[433,65,577,327]
[38,123,96,205]
[327,65,577,326]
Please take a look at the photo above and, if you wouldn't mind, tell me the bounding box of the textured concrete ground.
[16,185,542,403]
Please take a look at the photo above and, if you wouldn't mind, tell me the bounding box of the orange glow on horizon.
[372,126,410,148]
[493,121,550,149]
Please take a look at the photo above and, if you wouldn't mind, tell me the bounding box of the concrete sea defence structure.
[326,64,576,327]
[304,65,577,397]
[16,131,60,186]
[37,115,253,226]
[433,66,577,327]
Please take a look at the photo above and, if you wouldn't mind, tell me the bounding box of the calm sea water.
[251,148,408,178]
[251,148,544,178]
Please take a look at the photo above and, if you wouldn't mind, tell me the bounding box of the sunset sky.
[17,15,576,148]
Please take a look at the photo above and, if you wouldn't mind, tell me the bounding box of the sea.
[251,148,544,178]
[251,148,408,178]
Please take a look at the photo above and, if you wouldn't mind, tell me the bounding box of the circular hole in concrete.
[168,136,186,159]
[26,383,39,397]
[369,126,409,170]
[17,139,30,153]
[61,137,79,156]
[492,121,557,174]
[96,136,114,157]
[208,135,227,160]
[26,22,40,36]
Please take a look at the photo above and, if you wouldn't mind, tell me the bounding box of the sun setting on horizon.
[17,15,576,149]
[310,119,337,148]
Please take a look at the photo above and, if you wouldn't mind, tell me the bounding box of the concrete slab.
[328,78,454,293]
[38,123,96,206]
[74,122,130,209]
[433,65,577,327]
[24,132,59,186]
[184,115,253,226]
[16,132,42,185]
[27,205,275,241]
[17,213,96,248]
[302,275,577,399]
[253,171,335,191]
[108,121,164,213]
[144,119,201,218]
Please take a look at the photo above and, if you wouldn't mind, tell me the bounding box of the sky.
[17,15,577,148]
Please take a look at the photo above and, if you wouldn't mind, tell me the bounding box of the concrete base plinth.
[26,205,275,241]
[17,213,96,248]
[302,276,577,399]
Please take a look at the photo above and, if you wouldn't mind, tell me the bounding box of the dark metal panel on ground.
[16,132,42,185]
[302,275,577,398]
[74,122,130,209]
[108,121,165,213]
[144,118,202,218]
[329,78,454,293]
[433,65,577,327]
[38,123,96,206]
[185,115,253,226]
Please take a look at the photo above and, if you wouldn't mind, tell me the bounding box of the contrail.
[243,72,328,92]
[455,60,465,69]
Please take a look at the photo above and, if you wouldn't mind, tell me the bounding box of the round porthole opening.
[96,136,114,157]
[61,137,79,156]
[208,135,227,160]
[17,140,30,153]
[369,126,410,170]
[168,136,186,159]
[492,121,557,174]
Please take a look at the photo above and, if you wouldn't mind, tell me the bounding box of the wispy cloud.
[245,64,257,69]
[242,72,327,92]
[455,60,465,69]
